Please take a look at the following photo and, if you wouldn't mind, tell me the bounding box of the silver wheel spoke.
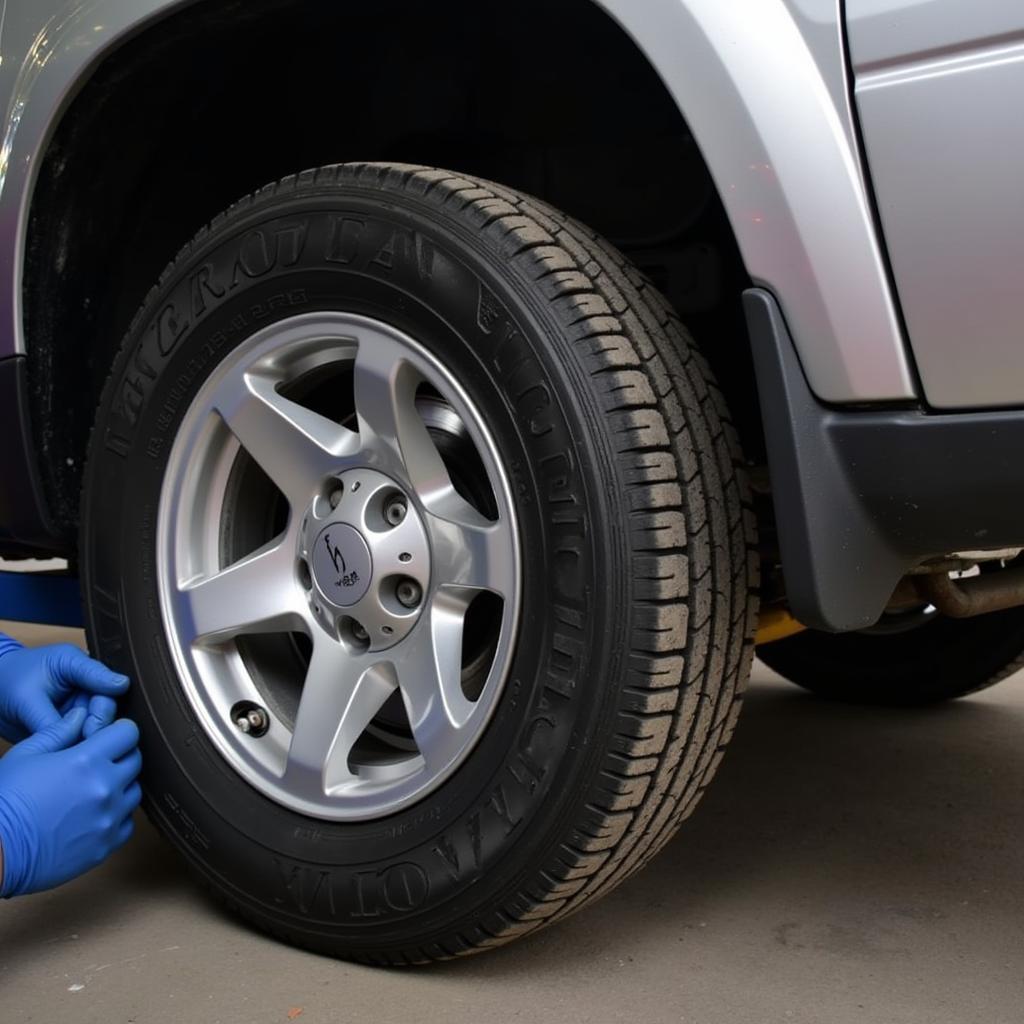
[398,591,475,767]
[160,312,520,821]
[284,639,397,797]
[179,540,303,645]
[352,338,451,503]
[214,371,359,506]
[427,499,515,597]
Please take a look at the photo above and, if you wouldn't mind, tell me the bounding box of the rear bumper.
[0,355,62,556]
[747,289,1024,631]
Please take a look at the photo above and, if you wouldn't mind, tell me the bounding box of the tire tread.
[95,161,758,964]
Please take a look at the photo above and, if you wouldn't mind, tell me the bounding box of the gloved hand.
[0,638,129,744]
[0,709,142,897]
[62,693,122,740]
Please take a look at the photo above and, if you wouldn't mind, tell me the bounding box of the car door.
[846,0,1024,410]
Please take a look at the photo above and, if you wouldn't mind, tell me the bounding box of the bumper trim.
[747,288,1024,631]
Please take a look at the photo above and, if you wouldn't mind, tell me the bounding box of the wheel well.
[24,0,757,550]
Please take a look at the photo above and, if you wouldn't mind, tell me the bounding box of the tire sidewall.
[82,188,622,944]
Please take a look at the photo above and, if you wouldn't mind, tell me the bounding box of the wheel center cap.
[311,523,372,607]
[300,469,432,651]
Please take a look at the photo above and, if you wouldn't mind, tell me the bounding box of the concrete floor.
[1,622,1022,1024]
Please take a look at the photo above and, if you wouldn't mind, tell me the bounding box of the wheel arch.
[4,0,910,551]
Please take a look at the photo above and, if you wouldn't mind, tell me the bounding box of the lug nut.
[329,488,344,509]
[384,497,407,527]
[396,578,423,609]
[351,621,369,643]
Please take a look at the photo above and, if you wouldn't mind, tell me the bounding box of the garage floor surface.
[1,621,1022,1024]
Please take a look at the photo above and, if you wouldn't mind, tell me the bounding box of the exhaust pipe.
[915,566,1024,618]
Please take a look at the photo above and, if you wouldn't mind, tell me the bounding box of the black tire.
[81,163,757,963]
[758,607,1024,706]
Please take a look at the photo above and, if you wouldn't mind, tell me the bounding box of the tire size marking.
[163,791,211,852]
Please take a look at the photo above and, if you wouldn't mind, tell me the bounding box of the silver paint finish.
[848,0,1024,70]
[848,0,1024,409]
[780,0,861,153]
[597,0,915,402]
[157,312,521,821]
[0,0,915,401]
[0,0,193,361]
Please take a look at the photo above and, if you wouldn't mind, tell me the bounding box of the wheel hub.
[301,469,430,651]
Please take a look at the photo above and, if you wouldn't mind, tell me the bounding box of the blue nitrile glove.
[62,693,121,740]
[0,710,142,897]
[0,636,129,743]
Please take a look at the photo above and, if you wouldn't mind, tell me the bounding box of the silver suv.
[1,0,1021,962]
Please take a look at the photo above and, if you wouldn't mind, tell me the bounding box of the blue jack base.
[0,571,84,628]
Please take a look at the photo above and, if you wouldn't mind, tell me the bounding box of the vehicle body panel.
[848,0,1024,409]
[0,0,915,404]
[0,0,191,372]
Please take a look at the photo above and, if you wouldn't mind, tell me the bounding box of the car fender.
[0,0,915,404]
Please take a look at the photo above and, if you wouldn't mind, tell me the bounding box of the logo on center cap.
[324,532,349,579]
[311,523,372,606]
